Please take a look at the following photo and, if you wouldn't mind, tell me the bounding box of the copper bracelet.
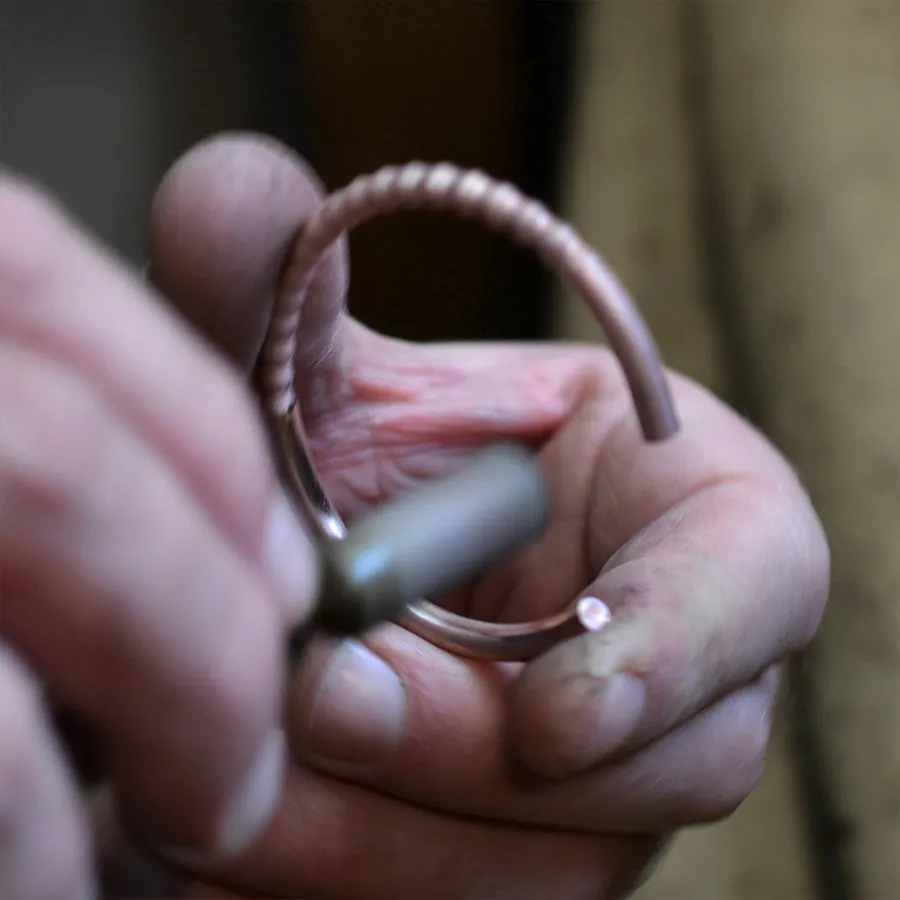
[257,163,680,662]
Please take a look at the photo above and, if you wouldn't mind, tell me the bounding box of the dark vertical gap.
[291,3,322,170]
[679,6,854,899]
[240,1,311,155]
[147,1,310,165]
[503,0,583,339]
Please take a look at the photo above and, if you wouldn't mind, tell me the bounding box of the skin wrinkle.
[302,333,629,624]
[304,340,591,521]
[587,434,758,575]
[593,511,739,677]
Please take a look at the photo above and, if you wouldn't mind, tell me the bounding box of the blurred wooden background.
[6,1,900,897]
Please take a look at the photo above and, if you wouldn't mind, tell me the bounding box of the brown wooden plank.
[300,0,519,342]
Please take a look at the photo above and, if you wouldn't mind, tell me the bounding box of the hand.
[127,133,828,899]
[0,148,324,897]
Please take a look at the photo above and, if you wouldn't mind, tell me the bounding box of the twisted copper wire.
[258,162,680,661]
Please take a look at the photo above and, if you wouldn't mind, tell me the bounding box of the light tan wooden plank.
[700,3,900,896]
[555,4,814,897]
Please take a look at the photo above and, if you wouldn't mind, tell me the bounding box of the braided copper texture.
[258,162,680,661]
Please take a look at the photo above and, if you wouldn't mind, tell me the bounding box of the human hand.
[128,133,828,899]
[0,151,326,897]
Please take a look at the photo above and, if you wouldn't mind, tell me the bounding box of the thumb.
[508,473,829,779]
[147,131,349,400]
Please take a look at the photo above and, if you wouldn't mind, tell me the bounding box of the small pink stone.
[576,596,612,632]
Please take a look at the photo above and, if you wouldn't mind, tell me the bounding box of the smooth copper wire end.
[576,596,613,632]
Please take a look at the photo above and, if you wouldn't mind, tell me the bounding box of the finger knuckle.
[0,175,66,307]
[204,367,266,455]
[199,583,280,736]
[0,354,118,527]
[189,363,273,502]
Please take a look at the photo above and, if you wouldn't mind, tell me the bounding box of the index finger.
[509,378,829,778]
[0,173,318,857]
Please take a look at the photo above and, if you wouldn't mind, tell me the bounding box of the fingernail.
[587,674,646,762]
[156,728,287,866]
[124,731,287,872]
[265,493,320,625]
[303,640,405,774]
[216,728,286,857]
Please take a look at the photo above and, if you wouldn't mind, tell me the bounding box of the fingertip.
[305,640,408,777]
[508,620,648,779]
[147,131,348,370]
[151,132,328,238]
